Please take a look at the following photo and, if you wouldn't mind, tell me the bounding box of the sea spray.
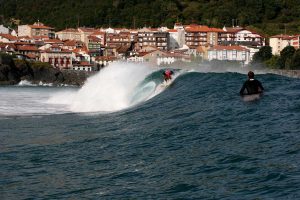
[47,63,184,113]
[68,62,153,112]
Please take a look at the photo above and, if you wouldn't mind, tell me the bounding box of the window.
[222,50,227,59]
[242,51,246,60]
[232,50,237,59]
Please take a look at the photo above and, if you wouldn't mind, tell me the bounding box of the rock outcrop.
[0,53,90,86]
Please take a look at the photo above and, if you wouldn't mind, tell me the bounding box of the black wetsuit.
[240,79,264,95]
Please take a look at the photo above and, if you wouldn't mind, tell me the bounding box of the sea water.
[1,62,300,199]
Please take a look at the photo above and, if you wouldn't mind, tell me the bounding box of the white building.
[72,61,94,71]
[269,34,293,55]
[207,45,250,65]
[168,27,185,50]
[222,26,265,47]
[0,25,9,34]
[40,45,73,69]
[55,28,81,41]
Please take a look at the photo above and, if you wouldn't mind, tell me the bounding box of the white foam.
[48,62,157,113]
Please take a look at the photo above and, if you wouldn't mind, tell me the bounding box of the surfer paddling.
[240,71,264,95]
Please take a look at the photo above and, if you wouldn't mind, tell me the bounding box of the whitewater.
[1,62,300,199]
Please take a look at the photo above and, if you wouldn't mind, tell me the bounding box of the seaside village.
[0,21,300,71]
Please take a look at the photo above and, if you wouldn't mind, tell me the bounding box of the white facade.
[40,47,73,69]
[56,29,81,41]
[168,26,185,50]
[72,65,93,71]
[269,35,292,55]
[18,25,31,37]
[168,31,179,50]
[0,25,9,34]
[207,46,250,65]
[222,27,265,47]
[235,30,265,45]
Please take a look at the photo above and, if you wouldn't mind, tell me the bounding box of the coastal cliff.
[0,54,89,86]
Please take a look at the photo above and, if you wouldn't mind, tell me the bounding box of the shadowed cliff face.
[0,54,89,86]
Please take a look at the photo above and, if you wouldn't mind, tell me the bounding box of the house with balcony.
[221,26,265,47]
[40,45,72,69]
[106,32,132,48]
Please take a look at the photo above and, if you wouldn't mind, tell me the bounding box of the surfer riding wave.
[163,69,174,82]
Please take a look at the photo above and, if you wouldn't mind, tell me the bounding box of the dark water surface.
[1,72,300,199]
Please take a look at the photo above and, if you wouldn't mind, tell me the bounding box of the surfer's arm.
[239,83,246,95]
[258,81,264,91]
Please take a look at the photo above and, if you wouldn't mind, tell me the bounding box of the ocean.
[1,63,300,199]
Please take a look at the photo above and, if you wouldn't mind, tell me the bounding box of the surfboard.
[161,80,172,88]
[242,93,261,102]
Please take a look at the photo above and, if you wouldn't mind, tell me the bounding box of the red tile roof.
[91,31,106,36]
[88,35,102,42]
[14,42,35,46]
[168,29,178,33]
[63,40,79,46]
[78,27,96,32]
[17,45,39,51]
[185,25,224,33]
[225,27,244,33]
[32,35,49,40]
[73,61,94,66]
[58,28,79,33]
[29,25,54,29]
[0,42,16,49]
[270,34,293,40]
[0,34,17,40]
[26,53,38,59]
[44,39,64,44]
[95,56,117,61]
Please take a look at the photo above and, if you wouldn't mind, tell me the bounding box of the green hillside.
[1,0,300,35]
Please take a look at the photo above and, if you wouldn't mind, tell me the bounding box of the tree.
[279,46,296,69]
[290,49,300,69]
[252,46,272,63]
[265,55,280,68]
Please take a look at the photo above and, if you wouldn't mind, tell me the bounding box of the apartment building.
[18,21,55,38]
[184,24,224,49]
[137,28,169,51]
[269,34,293,55]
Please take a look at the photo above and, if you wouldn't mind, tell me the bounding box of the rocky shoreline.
[0,54,90,86]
